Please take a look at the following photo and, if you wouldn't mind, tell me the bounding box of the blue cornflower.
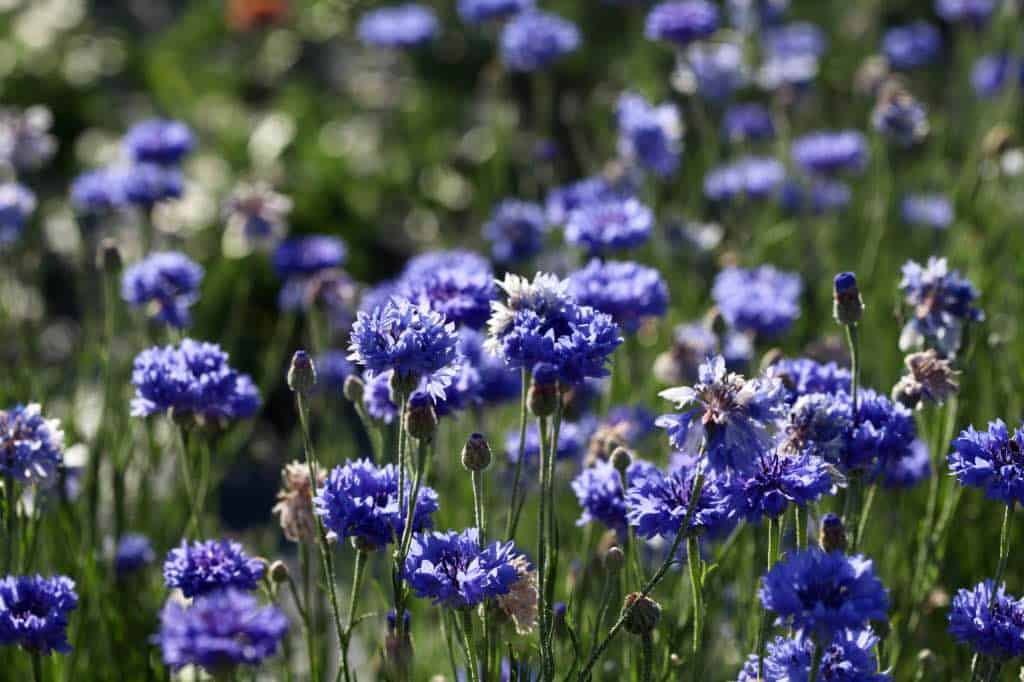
[626,464,737,540]
[616,92,682,177]
[458,0,532,24]
[882,21,942,70]
[404,528,522,609]
[760,548,889,641]
[603,405,658,445]
[457,328,521,405]
[123,119,195,166]
[569,259,669,333]
[121,251,204,329]
[871,87,929,148]
[398,250,496,330]
[553,305,624,385]
[0,403,64,484]
[738,629,889,682]
[0,182,35,246]
[272,235,346,279]
[733,451,833,522]
[365,371,399,423]
[121,162,184,208]
[780,178,852,216]
[723,103,775,143]
[936,0,995,26]
[901,193,953,230]
[507,417,596,465]
[658,355,786,473]
[0,575,77,655]
[314,459,439,549]
[565,197,653,254]
[757,21,827,90]
[163,539,265,598]
[848,389,916,472]
[971,54,1016,97]
[792,131,868,177]
[769,358,851,403]
[899,257,983,356]
[545,176,624,225]
[315,350,355,393]
[881,439,931,489]
[948,420,1024,507]
[949,581,1024,659]
[483,199,549,264]
[644,1,719,47]
[115,534,156,578]
[681,41,748,102]
[703,156,785,203]
[348,297,460,400]
[780,392,854,464]
[500,11,580,72]
[712,265,802,338]
[157,588,288,672]
[358,4,438,48]
[70,167,126,213]
[130,339,261,421]
[572,459,660,533]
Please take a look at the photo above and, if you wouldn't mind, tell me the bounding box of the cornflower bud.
[343,374,365,403]
[528,363,559,417]
[405,391,437,442]
[287,350,317,394]
[623,592,661,636]
[461,432,492,472]
[833,272,864,325]
[819,513,847,553]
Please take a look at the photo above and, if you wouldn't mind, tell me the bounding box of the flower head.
[792,131,868,177]
[881,438,931,489]
[0,575,77,654]
[769,358,851,403]
[358,4,438,48]
[545,176,624,225]
[157,588,288,672]
[948,420,1024,507]
[704,156,786,204]
[760,548,889,641]
[616,92,682,177]
[657,355,786,473]
[626,464,737,539]
[120,163,185,208]
[458,0,532,24]
[899,257,982,357]
[130,340,260,422]
[0,403,65,484]
[500,11,580,72]
[757,22,827,90]
[949,581,1024,659]
[569,259,668,333]
[397,250,496,330]
[224,181,292,248]
[738,629,889,682]
[314,459,438,549]
[457,328,521,405]
[121,251,204,328]
[936,0,995,26]
[565,197,653,254]
[848,389,917,473]
[780,392,853,464]
[871,85,929,148]
[123,119,195,166]
[483,199,549,264]
[723,103,775,143]
[572,458,660,533]
[679,40,748,102]
[733,451,833,522]
[892,349,959,409]
[115,534,156,578]
[0,182,36,246]
[163,539,265,598]
[645,1,719,46]
[404,528,522,609]
[272,236,346,279]
[901,193,953,230]
[882,21,942,70]
[496,555,539,635]
[712,265,802,338]
[365,371,399,423]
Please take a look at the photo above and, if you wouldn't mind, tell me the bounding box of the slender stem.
[795,505,807,551]
[286,565,317,682]
[855,482,878,551]
[294,391,346,674]
[505,369,529,541]
[808,643,822,682]
[396,395,409,525]
[992,503,1014,597]
[687,534,703,655]
[756,515,781,681]
[174,426,201,538]
[536,415,552,681]
[32,653,42,682]
[4,475,15,573]
[460,608,481,682]
[845,325,860,417]
[472,470,486,546]
[639,634,655,682]
[340,549,368,682]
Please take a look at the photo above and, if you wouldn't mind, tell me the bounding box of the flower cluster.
[403,528,522,609]
[0,403,65,484]
[396,250,496,330]
[121,251,204,328]
[712,265,802,338]
[0,575,78,654]
[162,539,265,598]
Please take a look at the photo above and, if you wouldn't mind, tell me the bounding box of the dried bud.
[497,555,538,635]
[272,461,323,543]
[528,363,559,418]
[287,350,317,394]
[891,375,924,410]
[461,432,492,472]
[97,238,122,273]
[610,447,632,477]
[623,592,661,636]
[405,391,437,442]
[269,560,289,584]
[833,272,864,325]
[819,513,847,553]
[343,375,365,403]
[604,546,625,574]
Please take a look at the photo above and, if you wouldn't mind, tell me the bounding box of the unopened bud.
[819,513,847,553]
[528,363,559,417]
[343,375,365,403]
[97,238,122,273]
[611,447,631,477]
[405,391,437,442]
[461,432,492,472]
[287,351,317,394]
[269,560,289,584]
[623,592,661,636]
[604,546,625,574]
[833,272,864,326]
[389,371,419,402]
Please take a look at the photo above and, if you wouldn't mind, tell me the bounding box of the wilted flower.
[273,461,325,543]
[712,265,802,339]
[496,554,539,634]
[500,11,580,72]
[948,420,1024,507]
[404,528,522,609]
[871,83,929,148]
[163,539,265,598]
[948,581,1024,659]
[892,350,959,409]
[224,181,292,248]
[0,403,65,484]
[0,575,77,654]
[121,252,204,329]
[568,259,669,333]
[357,4,439,48]
[616,91,682,177]
[899,257,982,357]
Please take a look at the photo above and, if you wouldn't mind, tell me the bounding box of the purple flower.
[712,265,802,338]
[483,199,549,264]
[0,403,64,484]
[658,355,786,474]
[971,54,1016,97]
[121,163,185,208]
[115,534,156,578]
[644,1,719,47]
[899,257,982,356]
[458,0,532,24]
[616,92,682,177]
[123,119,195,166]
[882,21,942,70]
[457,328,521,405]
[703,156,785,203]
[738,629,889,682]
[70,167,126,213]
[936,0,995,26]
[365,370,399,423]
[130,340,261,421]
[157,588,288,672]
[404,528,522,609]
[681,41,748,102]
[569,259,668,333]
[500,11,580,72]
[163,539,265,598]
[881,438,931,489]
[572,459,660,533]
[849,389,917,473]
[626,464,737,540]
[871,89,929,148]
[723,103,775,143]
[949,581,1024,658]
[545,176,625,225]
[792,131,868,176]
[121,251,204,328]
[397,250,496,330]
[760,549,889,641]
[780,178,852,216]
[733,451,833,522]
[768,358,851,403]
[0,575,77,654]
[0,182,36,246]
[314,459,439,549]
[757,21,827,89]
[948,420,1024,507]
[901,193,953,230]
[358,4,438,48]
[565,197,653,254]
[272,235,346,278]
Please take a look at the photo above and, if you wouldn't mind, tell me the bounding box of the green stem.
[174,426,201,538]
[4,475,16,573]
[340,549,368,682]
[855,482,878,551]
[537,415,552,681]
[286,564,317,682]
[32,652,42,682]
[505,369,529,541]
[460,608,481,682]
[845,324,860,418]
[756,515,782,680]
[992,503,1014,596]
[639,634,654,682]
[687,533,703,656]
[472,470,486,547]
[808,643,822,682]
[795,505,807,551]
